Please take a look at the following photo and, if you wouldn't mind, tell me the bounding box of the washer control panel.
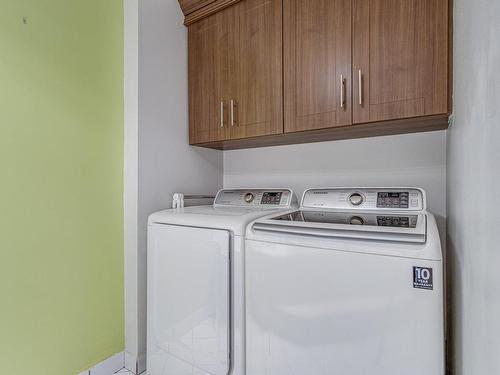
[302,188,425,211]
[215,189,294,208]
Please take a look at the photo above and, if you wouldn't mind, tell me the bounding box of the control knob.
[244,192,255,203]
[349,216,365,225]
[348,193,364,206]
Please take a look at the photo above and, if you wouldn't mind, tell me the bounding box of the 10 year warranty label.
[413,266,433,290]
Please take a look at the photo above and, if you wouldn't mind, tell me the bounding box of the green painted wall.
[0,1,124,374]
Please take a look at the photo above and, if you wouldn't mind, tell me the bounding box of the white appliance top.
[149,188,296,236]
[248,188,439,254]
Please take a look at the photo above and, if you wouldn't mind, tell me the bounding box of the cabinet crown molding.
[178,0,242,26]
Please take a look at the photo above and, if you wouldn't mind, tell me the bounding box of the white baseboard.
[124,351,147,374]
[78,352,125,375]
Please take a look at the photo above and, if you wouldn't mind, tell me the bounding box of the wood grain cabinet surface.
[188,0,283,145]
[188,9,231,144]
[184,0,451,150]
[284,0,352,133]
[352,0,449,124]
[231,0,283,140]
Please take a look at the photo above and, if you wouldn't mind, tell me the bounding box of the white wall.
[447,1,500,374]
[125,0,223,372]
[224,131,447,239]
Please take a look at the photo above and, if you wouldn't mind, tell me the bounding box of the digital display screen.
[377,216,415,228]
[377,191,409,208]
[380,192,401,198]
[261,192,282,205]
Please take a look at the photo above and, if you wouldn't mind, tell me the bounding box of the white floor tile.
[114,369,133,374]
[111,369,146,375]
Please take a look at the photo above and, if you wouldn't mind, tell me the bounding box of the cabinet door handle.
[220,101,224,128]
[358,69,363,106]
[340,75,346,110]
[230,100,236,126]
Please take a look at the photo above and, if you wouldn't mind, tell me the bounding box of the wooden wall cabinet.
[184,0,451,150]
[188,8,230,144]
[284,0,352,133]
[188,0,282,145]
[352,0,449,124]
[232,0,283,140]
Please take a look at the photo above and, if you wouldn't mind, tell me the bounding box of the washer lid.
[252,210,427,243]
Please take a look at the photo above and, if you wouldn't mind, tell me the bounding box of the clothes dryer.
[147,189,296,375]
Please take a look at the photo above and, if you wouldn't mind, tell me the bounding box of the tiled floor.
[111,366,148,374]
[113,369,135,375]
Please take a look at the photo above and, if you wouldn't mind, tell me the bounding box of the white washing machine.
[245,187,444,375]
[147,189,296,375]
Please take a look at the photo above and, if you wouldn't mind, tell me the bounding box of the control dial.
[349,216,365,225]
[348,193,364,206]
[244,192,255,203]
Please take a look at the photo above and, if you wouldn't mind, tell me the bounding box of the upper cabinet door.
[353,0,449,124]
[189,9,233,144]
[230,0,283,140]
[284,0,352,133]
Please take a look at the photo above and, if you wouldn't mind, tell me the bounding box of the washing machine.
[147,188,296,375]
[245,187,444,375]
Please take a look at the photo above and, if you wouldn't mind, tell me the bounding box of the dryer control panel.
[302,188,425,211]
[215,189,295,208]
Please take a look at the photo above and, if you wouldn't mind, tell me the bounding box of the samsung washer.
[245,187,444,375]
[147,188,296,375]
